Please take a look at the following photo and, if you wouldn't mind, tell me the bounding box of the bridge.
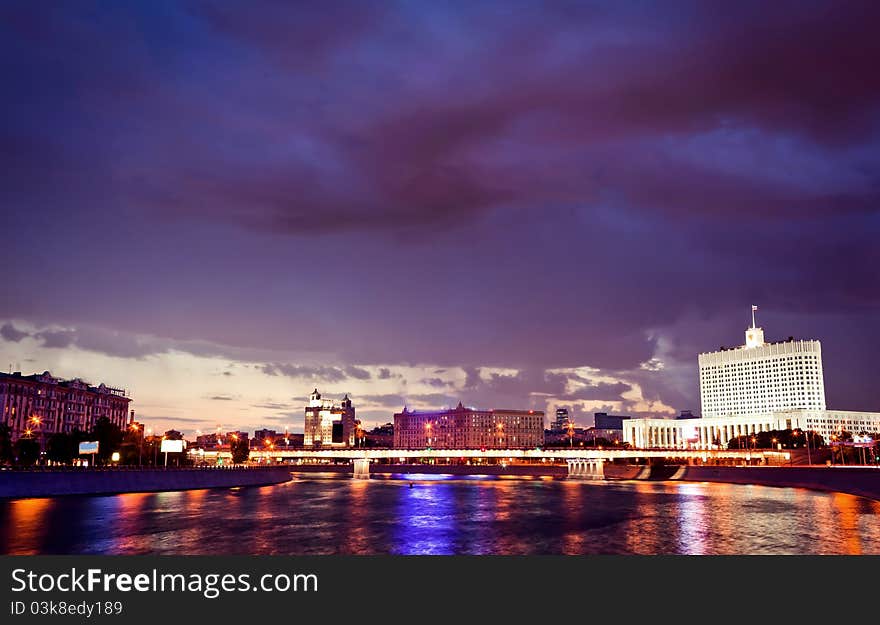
[190,447,791,479]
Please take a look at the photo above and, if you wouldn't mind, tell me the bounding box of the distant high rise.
[593,412,630,430]
[552,408,570,430]
[304,389,358,447]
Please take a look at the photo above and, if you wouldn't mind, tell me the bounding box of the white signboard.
[78,441,99,455]
[160,439,185,453]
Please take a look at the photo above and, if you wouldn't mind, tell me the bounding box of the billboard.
[160,439,185,453]
[78,441,99,455]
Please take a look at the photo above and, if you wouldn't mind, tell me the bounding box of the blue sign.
[78,441,99,454]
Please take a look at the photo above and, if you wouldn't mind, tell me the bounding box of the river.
[2,474,879,555]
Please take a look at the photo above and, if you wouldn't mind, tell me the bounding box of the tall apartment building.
[393,402,544,449]
[0,370,132,442]
[304,389,358,447]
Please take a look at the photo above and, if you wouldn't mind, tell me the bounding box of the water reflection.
[394,481,457,554]
[675,483,708,555]
[2,478,879,555]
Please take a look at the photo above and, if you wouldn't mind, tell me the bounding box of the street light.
[131,422,142,465]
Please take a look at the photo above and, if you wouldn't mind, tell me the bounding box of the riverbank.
[0,466,293,499]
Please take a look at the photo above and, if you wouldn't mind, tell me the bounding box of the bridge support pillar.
[566,459,605,480]
[352,458,371,479]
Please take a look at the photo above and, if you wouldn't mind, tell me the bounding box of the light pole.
[131,422,142,465]
[29,415,43,464]
[496,422,504,449]
[804,429,812,466]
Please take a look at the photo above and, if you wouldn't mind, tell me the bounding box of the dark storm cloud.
[2,1,879,416]
[558,382,633,402]
[0,323,28,342]
[344,366,372,380]
[34,330,76,349]
[251,402,295,410]
[119,0,880,235]
[421,377,453,388]
[359,394,407,407]
[260,364,370,382]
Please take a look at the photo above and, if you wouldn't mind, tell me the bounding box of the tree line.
[0,418,199,468]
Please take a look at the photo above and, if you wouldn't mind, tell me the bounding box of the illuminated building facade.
[623,313,880,449]
[699,324,825,418]
[0,370,131,443]
[393,402,544,449]
[304,389,358,447]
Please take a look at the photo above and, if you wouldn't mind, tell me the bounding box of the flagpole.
[751,306,756,329]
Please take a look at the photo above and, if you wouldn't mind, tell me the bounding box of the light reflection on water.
[1,476,879,555]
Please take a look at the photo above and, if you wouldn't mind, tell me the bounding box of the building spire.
[745,305,765,348]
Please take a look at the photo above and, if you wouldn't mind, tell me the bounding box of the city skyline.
[2,2,880,436]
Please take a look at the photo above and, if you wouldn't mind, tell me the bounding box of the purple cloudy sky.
[1,1,879,434]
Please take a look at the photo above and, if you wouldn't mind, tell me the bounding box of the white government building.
[623,310,880,449]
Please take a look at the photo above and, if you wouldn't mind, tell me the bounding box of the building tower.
[304,389,358,447]
[698,307,826,418]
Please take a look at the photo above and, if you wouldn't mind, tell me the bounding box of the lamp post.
[425,422,432,448]
[230,433,239,465]
[145,428,154,465]
[131,422,142,465]
[804,429,812,466]
[29,415,43,464]
[496,422,504,449]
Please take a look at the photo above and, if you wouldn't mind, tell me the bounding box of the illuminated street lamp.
[29,415,43,462]
[131,422,143,465]
[425,422,433,447]
[496,422,504,448]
